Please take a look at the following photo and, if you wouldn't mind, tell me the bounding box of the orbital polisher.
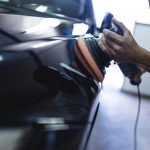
[74,12,141,85]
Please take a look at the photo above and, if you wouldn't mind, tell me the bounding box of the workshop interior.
[0,0,150,150]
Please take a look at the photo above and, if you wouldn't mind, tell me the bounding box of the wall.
[122,22,150,96]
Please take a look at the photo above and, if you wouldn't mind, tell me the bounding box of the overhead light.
[37,117,65,124]
[45,124,69,131]
[36,5,48,12]
[0,0,9,2]
[0,55,4,62]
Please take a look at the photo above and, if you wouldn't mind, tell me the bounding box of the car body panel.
[0,0,101,150]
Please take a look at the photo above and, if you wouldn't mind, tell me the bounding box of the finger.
[112,18,129,35]
[100,36,122,60]
[105,38,121,52]
[103,29,122,44]
[99,36,114,58]
[137,66,146,74]
[98,37,107,53]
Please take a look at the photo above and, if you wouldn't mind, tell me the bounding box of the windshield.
[0,0,85,18]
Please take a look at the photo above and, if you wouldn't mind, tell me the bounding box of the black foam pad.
[74,37,105,82]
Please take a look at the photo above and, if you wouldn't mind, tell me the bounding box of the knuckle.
[117,38,124,45]
[126,30,131,35]
[103,29,110,37]
[106,32,111,37]
[116,46,121,51]
[119,21,123,26]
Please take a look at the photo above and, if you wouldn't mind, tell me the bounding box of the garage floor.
[87,65,150,150]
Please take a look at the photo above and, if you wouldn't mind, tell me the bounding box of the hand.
[131,66,145,84]
[98,18,143,64]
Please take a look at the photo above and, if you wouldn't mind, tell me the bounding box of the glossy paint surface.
[0,6,100,149]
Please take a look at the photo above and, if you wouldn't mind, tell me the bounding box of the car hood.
[0,13,88,41]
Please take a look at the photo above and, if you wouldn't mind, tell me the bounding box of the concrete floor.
[87,65,150,150]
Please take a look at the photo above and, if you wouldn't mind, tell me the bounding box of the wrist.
[131,46,145,64]
[135,46,150,71]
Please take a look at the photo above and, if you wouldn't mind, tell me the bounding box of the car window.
[0,0,86,18]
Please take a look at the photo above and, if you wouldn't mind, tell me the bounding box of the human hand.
[131,66,145,84]
[98,18,143,64]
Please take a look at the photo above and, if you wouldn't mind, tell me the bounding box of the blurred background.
[87,1,150,150]
[93,0,150,96]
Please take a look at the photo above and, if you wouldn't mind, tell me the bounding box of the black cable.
[134,84,141,150]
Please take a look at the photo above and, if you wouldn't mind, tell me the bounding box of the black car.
[0,0,102,150]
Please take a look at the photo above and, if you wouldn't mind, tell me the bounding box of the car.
[0,0,102,150]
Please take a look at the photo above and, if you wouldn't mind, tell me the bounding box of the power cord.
[134,84,141,150]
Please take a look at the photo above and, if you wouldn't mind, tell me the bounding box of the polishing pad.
[74,37,105,82]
